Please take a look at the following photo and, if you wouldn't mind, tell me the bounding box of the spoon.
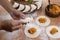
[48,0,51,11]
[48,0,51,5]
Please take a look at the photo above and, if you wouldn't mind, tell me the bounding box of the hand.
[10,9,26,20]
[0,0,26,20]
[1,20,25,32]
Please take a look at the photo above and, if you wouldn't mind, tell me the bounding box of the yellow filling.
[38,18,46,23]
[28,28,37,34]
[49,5,60,15]
[50,28,58,35]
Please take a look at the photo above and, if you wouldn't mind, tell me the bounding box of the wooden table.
[0,0,60,40]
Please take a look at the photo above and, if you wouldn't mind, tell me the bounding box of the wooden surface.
[38,0,60,26]
[0,0,60,40]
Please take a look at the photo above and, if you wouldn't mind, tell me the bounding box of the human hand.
[1,20,25,32]
[10,9,26,20]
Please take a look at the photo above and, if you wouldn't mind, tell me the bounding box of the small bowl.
[45,4,60,18]
[46,26,60,39]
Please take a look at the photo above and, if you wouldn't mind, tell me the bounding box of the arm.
[0,0,13,13]
[0,20,14,32]
[0,20,13,32]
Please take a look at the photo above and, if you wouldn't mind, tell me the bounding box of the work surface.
[0,0,60,40]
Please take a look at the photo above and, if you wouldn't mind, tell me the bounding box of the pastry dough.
[17,4,25,11]
[9,0,42,13]
[20,17,33,23]
[23,5,30,12]
[13,2,19,8]
[30,4,37,12]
